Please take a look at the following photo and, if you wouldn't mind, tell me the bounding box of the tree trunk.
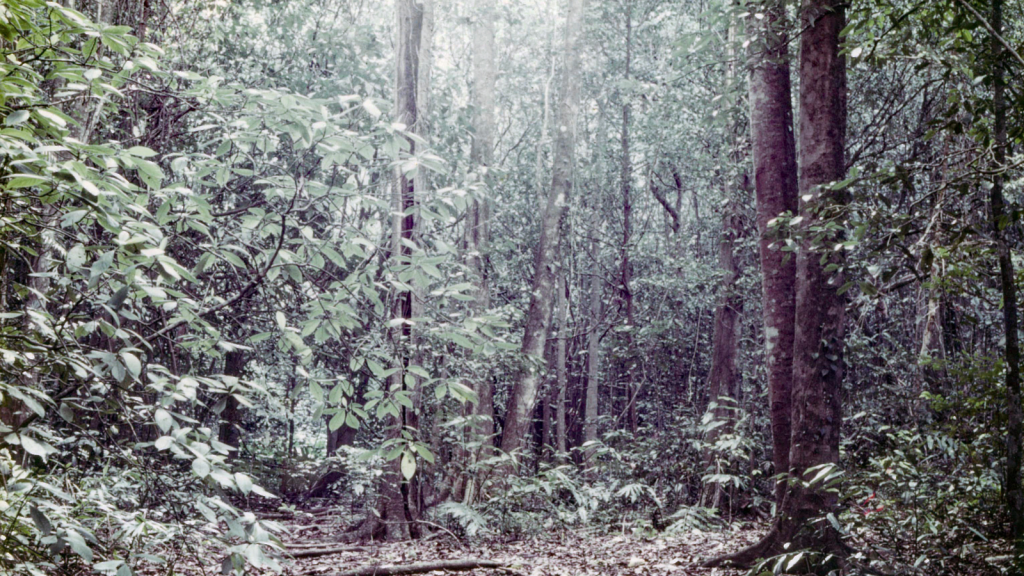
[706,0,848,567]
[988,0,1024,548]
[746,0,798,508]
[218,350,246,451]
[915,188,946,421]
[500,0,585,458]
[700,20,746,512]
[584,239,602,471]
[555,272,568,460]
[381,0,429,541]
[455,0,497,506]
[700,201,743,510]
[618,1,638,437]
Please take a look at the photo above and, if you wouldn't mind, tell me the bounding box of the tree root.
[322,559,516,576]
[337,515,385,543]
[703,522,850,572]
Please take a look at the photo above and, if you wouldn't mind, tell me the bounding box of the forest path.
[266,521,760,576]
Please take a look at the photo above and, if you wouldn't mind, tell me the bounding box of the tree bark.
[382,0,429,541]
[218,350,246,451]
[786,0,847,538]
[454,0,497,506]
[468,0,496,451]
[746,0,798,508]
[500,0,586,458]
[988,0,1024,549]
[706,0,848,567]
[700,20,746,512]
[618,1,638,436]
[555,272,568,460]
[700,201,743,510]
[584,238,602,470]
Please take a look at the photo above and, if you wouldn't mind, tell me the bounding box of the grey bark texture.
[500,0,586,458]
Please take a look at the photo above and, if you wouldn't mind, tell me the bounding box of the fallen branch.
[324,559,513,576]
[288,546,367,558]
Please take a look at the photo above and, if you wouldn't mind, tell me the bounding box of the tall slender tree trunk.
[456,0,497,505]
[555,272,569,460]
[746,0,798,508]
[700,21,746,512]
[706,0,848,567]
[584,235,602,471]
[381,0,428,541]
[618,1,638,436]
[915,188,946,420]
[500,0,586,458]
[700,201,743,510]
[468,0,496,445]
[988,0,1024,549]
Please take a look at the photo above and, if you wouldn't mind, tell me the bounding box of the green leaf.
[66,530,93,562]
[126,146,158,158]
[121,352,141,378]
[192,458,211,478]
[133,159,164,189]
[154,408,173,432]
[19,435,52,459]
[401,450,416,480]
[5,110,29,126]
[35,109,67,128]
[329,411,345,432]
[234,473,253,495]
[29,506,51,536]
[345,412,360,430]
[251,484,277,498]
[154,436,174,450]
[413,443,435,464]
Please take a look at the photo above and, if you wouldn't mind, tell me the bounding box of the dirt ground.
[261,521,761,576]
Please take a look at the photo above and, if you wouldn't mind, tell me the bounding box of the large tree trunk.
[988,0,1024,548]
[500,0,585,458]
[783,0,847,548]
[706,0,847,567]
[746,0,798,508]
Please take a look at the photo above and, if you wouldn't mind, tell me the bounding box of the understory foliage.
[1,0,1022,575]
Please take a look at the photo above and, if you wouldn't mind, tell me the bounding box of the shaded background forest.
[0,0,1022,574]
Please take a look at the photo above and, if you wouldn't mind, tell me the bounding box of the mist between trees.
[0,0,1022,574]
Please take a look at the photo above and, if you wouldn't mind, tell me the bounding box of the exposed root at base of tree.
[337,516,386,543]
[320,558,517,576]
[702,523,850,572]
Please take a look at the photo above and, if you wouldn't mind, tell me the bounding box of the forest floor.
[232,512,761,576]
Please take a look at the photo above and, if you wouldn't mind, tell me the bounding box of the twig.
[953,0,1024,68]
[288,546,367,558]
[321,559,517,576]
